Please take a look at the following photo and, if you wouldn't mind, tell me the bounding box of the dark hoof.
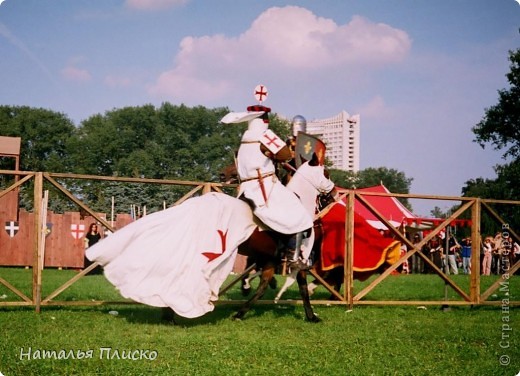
[161,308,176,324]
[306,315,322,323]
[232,313,243,321]
[269,277,278,289]
[241,287,251,296]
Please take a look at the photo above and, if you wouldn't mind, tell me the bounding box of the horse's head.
[318,191,336,211]
[308,152,320,167]
[219,164,238,184]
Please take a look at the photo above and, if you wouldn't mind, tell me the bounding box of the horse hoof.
[241,287,251,297]
[307,315,321,323]
[161,308,176,324]
[269,278,278,289]
[232,314,243,321]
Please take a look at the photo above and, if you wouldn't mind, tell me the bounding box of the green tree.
[330,167,412,194]
[0,106,77,211]
[473,48,520,160]
[0,105,76,172]
[466,47,520,233]
[68,103,254,213]
[328,166,413,209]
[429,206,447,219]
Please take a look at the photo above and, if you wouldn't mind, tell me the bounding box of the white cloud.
[148,6,411,103]
[61,66,91,83]
[125,0,188,11]
[357,95,398,124]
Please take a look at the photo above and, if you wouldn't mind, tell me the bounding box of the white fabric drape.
[86,192,257,318]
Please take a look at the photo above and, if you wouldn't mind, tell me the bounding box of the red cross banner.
[5,221,19,238]
[254,84,268,103]
[261,129,284,154]
[294,132,326,168]
[71,224,85,239]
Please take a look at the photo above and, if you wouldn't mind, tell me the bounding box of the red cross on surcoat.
[263,133,281,148]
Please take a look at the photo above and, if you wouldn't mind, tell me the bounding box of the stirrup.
[288,258,309,271]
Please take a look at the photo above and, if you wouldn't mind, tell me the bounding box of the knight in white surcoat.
[221,105,313,269]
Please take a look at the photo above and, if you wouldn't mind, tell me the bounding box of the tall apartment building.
[304,110,360,172]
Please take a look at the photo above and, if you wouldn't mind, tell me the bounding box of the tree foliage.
[329,166,412,193]
[472,48,520,160]
[0,103,415,215]
[328,166,413,209]
[0,106,76,172]
[467,48,520,203]
[0,106,77,210]
[465,47,520,233]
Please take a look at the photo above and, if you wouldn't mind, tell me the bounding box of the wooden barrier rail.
[0,169,518,311]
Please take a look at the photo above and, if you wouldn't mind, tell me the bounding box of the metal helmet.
[291,115,307,137]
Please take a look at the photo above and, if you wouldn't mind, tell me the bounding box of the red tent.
[318,201,401,272]
[338,184,471,231]
[351,184,416,230]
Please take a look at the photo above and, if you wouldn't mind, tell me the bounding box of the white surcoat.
[236,128,312,234]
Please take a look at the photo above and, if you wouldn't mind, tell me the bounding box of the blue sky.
[0,0,518,215]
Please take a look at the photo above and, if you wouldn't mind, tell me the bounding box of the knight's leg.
[300,229,315,264]
[288,229,313,270]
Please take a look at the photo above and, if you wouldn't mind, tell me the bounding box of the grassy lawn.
[0,268,518,375]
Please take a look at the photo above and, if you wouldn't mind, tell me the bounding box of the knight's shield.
[294,132,326,168]
[5,221,19,238]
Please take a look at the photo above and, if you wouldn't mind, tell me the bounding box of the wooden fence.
[0,169,518,312]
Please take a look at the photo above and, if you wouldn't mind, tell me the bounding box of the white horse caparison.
[243,155,337,301]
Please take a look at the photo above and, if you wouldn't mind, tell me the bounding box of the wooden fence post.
[344,191,355,309]
[470,198,481,304]
[32,172,43,312]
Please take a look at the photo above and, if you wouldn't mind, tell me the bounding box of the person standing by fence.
[482,236,493,276]
[461,237,472,274]
[445,234,460,275]
[84,223,102,274]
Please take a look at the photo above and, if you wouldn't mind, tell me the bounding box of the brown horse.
[271,199,402,302]
[213,152,337,322]
[159,156,335,323]
[233,228,320,322]
[162,225,320,323]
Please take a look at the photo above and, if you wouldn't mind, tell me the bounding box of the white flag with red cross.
[71,224,85,239]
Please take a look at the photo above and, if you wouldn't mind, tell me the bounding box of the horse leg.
[296,269,321,323]
[241,270,261,296]
[307,281,318,296]
[161,307,177,324]
[233,267,275,320]
[274,268,298,303]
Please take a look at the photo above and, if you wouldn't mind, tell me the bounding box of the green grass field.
[0,268,518,375]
